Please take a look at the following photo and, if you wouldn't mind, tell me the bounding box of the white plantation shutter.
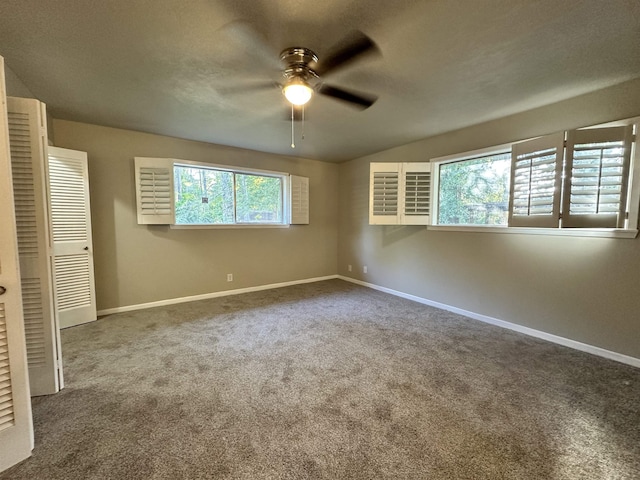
[290,175,309,224]
[370,162,431,225]
[0,56,34,473]
[370,163,400,225]
[48,147,97,329]
[401,163,431,225]
[509,133,564,228]
[134,157,175,225]
[563,126,633,228]
[7,97,61,396]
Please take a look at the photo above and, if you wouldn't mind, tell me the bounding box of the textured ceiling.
[1,0,639,162]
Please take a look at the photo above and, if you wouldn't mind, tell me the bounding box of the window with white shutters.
[134,157,307,226]
[430,120,639,235]
[369,162,431,225]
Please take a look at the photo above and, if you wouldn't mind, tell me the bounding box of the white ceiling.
[1,0,639,162]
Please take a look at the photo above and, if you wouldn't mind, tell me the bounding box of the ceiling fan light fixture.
[283,78,313,106]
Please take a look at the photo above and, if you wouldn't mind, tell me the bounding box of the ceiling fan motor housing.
[280,47,320,85]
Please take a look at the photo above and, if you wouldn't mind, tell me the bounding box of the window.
[370,119,639,236]
[428,122,638,233]
[174,165,283,225]
[437,152,511,226]
[134,157,309,226]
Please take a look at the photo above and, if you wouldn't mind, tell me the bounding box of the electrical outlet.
[363,266,368,274]
[227,273,233,282]
[348,264,352,272]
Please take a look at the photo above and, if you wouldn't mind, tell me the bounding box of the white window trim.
[428,119,640,239]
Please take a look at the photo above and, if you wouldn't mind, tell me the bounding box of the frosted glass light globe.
[283,81,313,106]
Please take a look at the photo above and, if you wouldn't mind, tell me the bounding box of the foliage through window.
[174,165,283,225]
[438,152,511,225]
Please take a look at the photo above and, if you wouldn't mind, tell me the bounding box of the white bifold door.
[7,97,63,396]
[47,147,96,329]
[0,56,34,473]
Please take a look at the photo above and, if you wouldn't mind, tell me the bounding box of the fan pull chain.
[291,104,295,148]
[301,105,305,140]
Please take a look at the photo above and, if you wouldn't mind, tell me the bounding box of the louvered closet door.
[47,147,96,329]
[0,56,34,473]
[7,97,62,396]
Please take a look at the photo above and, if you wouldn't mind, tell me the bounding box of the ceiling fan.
[220,27,380,147]
[278,31,380,110]
[223,29,380,111]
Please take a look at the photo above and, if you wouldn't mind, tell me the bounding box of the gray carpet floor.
[1,279,639,479]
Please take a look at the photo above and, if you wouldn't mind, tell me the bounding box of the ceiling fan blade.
[318,84,378,109]
[315,31,379,76]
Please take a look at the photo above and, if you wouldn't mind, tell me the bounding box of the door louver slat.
[53,255,92,312]
[20,279,46,368]
[0,303,15,433]
[49,157,87,243]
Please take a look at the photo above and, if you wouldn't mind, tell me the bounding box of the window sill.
[170,224,290,230]
[427,225,638,239]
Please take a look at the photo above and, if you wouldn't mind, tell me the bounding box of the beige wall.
[338,77,640,359]
[52,120,339,311]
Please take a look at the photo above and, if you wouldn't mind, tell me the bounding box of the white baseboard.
[339,275,640,369]
[97,275,339,316]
